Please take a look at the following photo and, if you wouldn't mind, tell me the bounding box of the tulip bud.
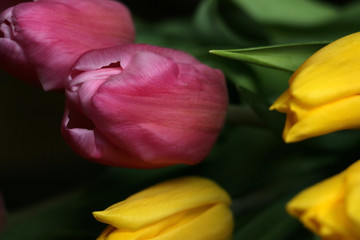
[287,160,360,240]
[270,32,360,142]
[0,0,25,12]
[61,44,228,168]
[0,0,135,90]
[93,177,234,240]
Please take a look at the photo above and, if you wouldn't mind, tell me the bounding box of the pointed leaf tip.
[210,42,329,72]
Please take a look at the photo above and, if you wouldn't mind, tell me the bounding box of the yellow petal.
[282,95,360,142]
[99,204,233,240]
[96,207,189,240]
[269,90,291,112]
[286,173,343,219]
[287,160,360,239]
[289,32,360,107]
[344,161,360,237]
[93,177,231,231]
[97,226,117,240]
[155,204,233,240]
[287,173,350,239]
[300,197,349,239]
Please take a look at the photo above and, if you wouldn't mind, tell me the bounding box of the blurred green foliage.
[2,0,360,239]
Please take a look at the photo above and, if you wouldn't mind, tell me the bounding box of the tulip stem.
[226,105,266,127]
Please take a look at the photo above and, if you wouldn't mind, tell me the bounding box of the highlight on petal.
[286,160,360,239]
[289,32,360,107]
[93,177,233,240]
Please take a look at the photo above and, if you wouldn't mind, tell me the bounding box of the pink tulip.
[0,0,135,90]
[61,44,228,168]
[0,0,26,12]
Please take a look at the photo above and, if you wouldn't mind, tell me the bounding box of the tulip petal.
[98,204,233,240]
[155,204,233,240]
[67,68,122,115]
[289,32,360,107]
[0,37,38,84]
[286,174,343,218]
[344,161,360,237]
[62,104,139,167]
[97,207,205,240]
[0,0,23,12]
[286,173,351,238]
[72,45,227,166]
[270,33,360,142]
[93,177,231,231]
[96,209,189,240]
[7,0,134,90]
[69,43,201,80]
[96,226,117,240]
[287,160,360,239]
[0,7,38,83]
[61,107,100,159]
[91,50,225,164]
[269,90,291,112]
[64,44,227,168]
[281,95,360,142]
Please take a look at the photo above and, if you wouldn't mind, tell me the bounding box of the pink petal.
[3,0,134,90]
[0,7,38,84]
[70,44,199,75]
[63,44,228,168]
[0,0,26,12]
[61,105,100,159]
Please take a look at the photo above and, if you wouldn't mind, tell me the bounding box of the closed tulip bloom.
[287,160,360,240]
[0,0,135,90]
[61,44,228,168]
[0,0,25,12]
[93,177,233,240]
[270,32,360,142]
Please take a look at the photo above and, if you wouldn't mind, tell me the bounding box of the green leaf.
[210,42,328,72]
[232,0,338,27]
[258,2,360,44]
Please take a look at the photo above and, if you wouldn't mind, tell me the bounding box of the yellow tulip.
[270,32,360,143]
[93,177,233,240]
[287,160,360,240]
